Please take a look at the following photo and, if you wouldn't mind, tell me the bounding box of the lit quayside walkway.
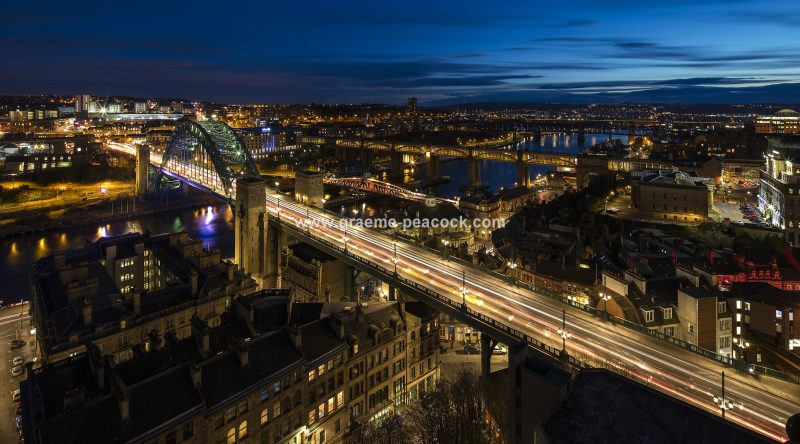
[148,121,798,441]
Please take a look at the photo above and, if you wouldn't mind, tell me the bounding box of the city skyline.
[3,0,800,104]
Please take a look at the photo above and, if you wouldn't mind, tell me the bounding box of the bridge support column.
[235,177,281,286]
[387,285,396,301]
[425,154,440,177]
[359,148,374,174]
[515,162,530,188]
[480,334,499,383]
[135,145,149,199]
[467,157,481,187]
[389,149,403,179]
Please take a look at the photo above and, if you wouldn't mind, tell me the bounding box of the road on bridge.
[267,189,799,442]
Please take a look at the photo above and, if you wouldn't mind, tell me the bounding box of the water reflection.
[0,203,235,304]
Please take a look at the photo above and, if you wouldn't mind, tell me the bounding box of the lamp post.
[460,270,468,308]
[713,371,743,419]
[599,291,612,321]
[392,242,398,275]
[558,309,570,359]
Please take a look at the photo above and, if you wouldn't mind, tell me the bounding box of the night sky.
[3,0,800,104]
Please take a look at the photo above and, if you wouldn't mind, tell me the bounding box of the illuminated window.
[238,420,247,439]
[227,428,236,444]
[318,403,325,418]
[308,370,315,381]
[308,409,316,425]
[328,397,334,413]
[337,391,344,408]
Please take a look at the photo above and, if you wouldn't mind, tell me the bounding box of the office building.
[631,169,714,222]
[75,94,91,114]
[282,242,349,302]
[755,109,800,134]
[759,135,800,242]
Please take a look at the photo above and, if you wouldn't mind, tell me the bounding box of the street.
[0,303,33,443]
[438,342,508,374]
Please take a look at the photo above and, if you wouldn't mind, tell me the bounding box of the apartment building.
[22,293,440,444]
[676,287,734,358]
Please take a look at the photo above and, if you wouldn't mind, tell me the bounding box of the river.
[0,132,626,303]
[0,204,235,304]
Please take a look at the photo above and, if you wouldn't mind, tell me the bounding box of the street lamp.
[599,292,612,320]
[557,309,571,359]
[392,242,399,275]
[713,371,743,419]
[459,270,468,307]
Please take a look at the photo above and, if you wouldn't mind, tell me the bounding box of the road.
[266,189,800,442]
[0,304,34,443]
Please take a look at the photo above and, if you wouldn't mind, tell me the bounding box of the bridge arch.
[159,120,259,199]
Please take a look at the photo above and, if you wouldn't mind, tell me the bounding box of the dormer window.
[644,310,654,322]
[663,308,673,320]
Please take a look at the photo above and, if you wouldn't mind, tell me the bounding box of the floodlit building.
[755,109,800,134]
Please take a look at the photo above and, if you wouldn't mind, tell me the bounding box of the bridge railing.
[271,192,800,385]
[276,215,588,372]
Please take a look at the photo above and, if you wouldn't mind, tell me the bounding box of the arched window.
[227,427,236,444]
[239,420,248,439]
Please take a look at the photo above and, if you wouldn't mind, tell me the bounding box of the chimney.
[82,297,93,326]
[133,292,142,315]
[290,324,302,349]
[190,270,198,297]
[230,338,249,366]
[226,261,235,281]
[190,363,202,387]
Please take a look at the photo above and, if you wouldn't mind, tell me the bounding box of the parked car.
[464,343,480,354]
[492,345,508,355]
[11,366,24,377]
[10,340,25,350]
[15,415,22,431]
[11,389,20,402]
[12,356,23,366]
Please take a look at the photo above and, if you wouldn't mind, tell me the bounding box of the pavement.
[0,303,34,443]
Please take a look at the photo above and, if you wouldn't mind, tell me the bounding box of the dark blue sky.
[3,0,800,104]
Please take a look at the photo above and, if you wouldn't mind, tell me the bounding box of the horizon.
[3,0,800,105]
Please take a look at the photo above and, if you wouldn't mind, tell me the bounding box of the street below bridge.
[267,189,800,442]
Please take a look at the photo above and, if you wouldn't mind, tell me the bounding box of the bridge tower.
[467,154,481,187]
[234,177,281,286]
[135,145,150,199]
[295,170,324,207]
[389,146,403,179]
[425,153,440,177]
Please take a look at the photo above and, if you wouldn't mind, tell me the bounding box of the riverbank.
[0,194,222,239]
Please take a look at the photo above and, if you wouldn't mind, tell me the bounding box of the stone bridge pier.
[467,156,481,187]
